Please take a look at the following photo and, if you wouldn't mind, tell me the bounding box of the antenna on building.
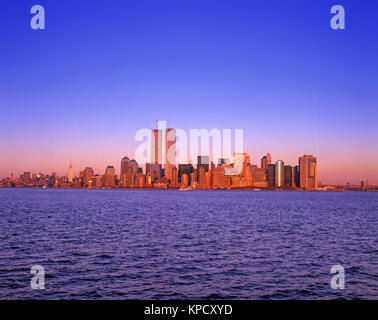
[155,117,158,129]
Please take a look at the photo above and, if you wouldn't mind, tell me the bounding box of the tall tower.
[164,128,176,181]
[151,129,162,164]
[120,156,130,175]
[165,128,176,166]
[68,162,73,183]
[275,160,284,187]
[299,155,317,190]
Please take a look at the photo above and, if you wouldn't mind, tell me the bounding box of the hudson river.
[0,189,376,299]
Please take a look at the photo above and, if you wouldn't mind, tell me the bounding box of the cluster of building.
[0,127,322,191]
[0,153,319,190]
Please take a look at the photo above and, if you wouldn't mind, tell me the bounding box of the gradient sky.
[1,0,377,184]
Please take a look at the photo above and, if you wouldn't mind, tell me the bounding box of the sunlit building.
[164,128,176,182]
[171,167,178,186]
[120,156,130,175]
[251,166,268,188]
[165,128,176,166]
[275,161,284,187]
[299,155,317,190]
[198,166,206,188]
[181,173,189,187]
[82,167,94,187]
[68,162,73,183]
[92,174,102,188]
[103,165,116,187]
[120,156,139,187]
[151,129,162,164]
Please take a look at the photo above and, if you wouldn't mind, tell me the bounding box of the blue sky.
[0,0,377,184]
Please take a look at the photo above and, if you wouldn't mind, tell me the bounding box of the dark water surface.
[0,188,377,299]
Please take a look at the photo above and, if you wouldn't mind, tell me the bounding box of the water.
[0,188,377,299]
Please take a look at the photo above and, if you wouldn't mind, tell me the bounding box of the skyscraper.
[293,165,300,187]
[151,129,162,164]
[164,128,176,181]
[165,128,176,166]
[120,156,130,175]
[103,166,116,187]
[251,166,268,188]
[82,167,94,187]
[275,160,284,187]
[267,164,276,188]
[299,155,317,190]
[128,160,138,174]
[284,165,293,188]
[261,153,271,169]
[68,162,73,183]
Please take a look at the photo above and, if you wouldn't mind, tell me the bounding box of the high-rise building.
[92,174,102,188]
[267,164,276,188]
[284,165,293,188]
[261,153,271,169]
[120,156,139,186]
[120,156,130,175]
[171,167,178,185]
[293,165,300,187]
[68,162,73,183]
[181,173,189,187]
[299,155,317,190]
[123,157,138,174]
[212,167,226,188]
[128,160,138,174]
[151,129,162,164]
[198,166,206,188]
[165,128,176,166]
[103,166,116,187]
[82,167,94,187]
[164,128,176,182]
[251,166,268,188]
[275,160,284,187]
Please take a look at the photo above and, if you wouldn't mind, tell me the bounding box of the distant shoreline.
[0,186,376,192]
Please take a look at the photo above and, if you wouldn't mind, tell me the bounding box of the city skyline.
[1,1,377,185]
[3,148,376,191]
[1,145,377,186]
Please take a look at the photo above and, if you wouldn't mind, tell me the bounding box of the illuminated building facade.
[299,155,317,190]
[275,160,284,187]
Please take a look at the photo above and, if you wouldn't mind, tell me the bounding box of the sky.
[0,0,377,184]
